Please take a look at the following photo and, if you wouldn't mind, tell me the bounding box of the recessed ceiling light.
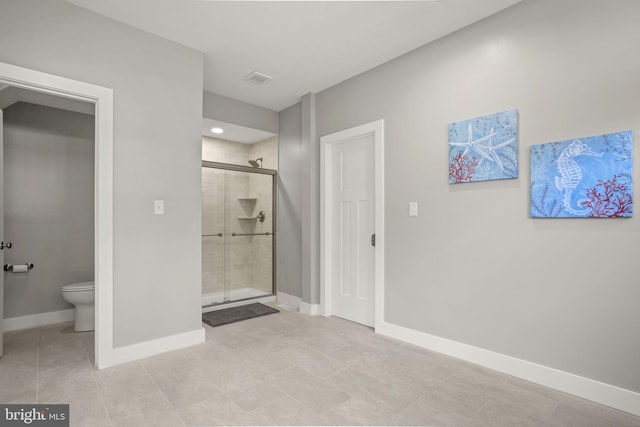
[211,127,224,134]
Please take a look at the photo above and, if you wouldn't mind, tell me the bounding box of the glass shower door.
[227,170,274,300]
[202,167,227,304]
[202,162,276,306]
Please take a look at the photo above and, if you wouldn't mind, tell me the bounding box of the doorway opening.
[201,119,278,311]
[1,97,95,334]
[0,61,114,368]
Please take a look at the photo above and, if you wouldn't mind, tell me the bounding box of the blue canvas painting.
[448,109,518,184]
[530,130,633,218]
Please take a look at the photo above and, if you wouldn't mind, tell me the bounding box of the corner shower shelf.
[237,197,257,201]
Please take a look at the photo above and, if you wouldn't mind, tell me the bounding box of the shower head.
[248,157,263,168]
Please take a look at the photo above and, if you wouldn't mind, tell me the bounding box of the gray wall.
[203,91,279,135]
[277,103,302,298]
[315,0,640,393]
[3,102,94,318]
[0,0,204,347]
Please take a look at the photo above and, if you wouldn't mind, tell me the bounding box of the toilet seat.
[62,281,95,292]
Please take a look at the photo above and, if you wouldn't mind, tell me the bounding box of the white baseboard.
[3,309,75,332]
[276,292,301,309]
[98,327,205,369]
[376,320,640,417]
[299,301,321,316]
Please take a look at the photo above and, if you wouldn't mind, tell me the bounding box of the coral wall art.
[448,109,518,184]
[530,130,633,218]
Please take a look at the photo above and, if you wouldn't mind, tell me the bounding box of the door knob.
[0,241,12,250]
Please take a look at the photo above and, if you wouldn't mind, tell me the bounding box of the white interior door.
[1,109,4,357]
[331,134,375,326]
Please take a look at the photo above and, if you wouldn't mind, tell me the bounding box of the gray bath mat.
[202,302,279,327]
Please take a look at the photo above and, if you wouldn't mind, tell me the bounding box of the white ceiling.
[65,0,522,112]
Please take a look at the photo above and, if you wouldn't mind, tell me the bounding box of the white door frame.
[320,119,384,330]
[0,61,114,368]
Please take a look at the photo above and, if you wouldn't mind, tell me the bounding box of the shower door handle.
[0,241,12,250]
[370,234,375,247]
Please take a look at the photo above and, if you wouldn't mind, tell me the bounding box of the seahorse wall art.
[448,109,519,184]
[530,130,633,218]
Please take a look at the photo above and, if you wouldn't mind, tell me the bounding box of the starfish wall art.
[448,109,518,184]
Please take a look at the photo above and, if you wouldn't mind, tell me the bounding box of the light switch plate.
[154,200,164,215]
[409,202,418,217]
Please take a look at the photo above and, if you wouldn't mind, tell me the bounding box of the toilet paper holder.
[3,263,34,272]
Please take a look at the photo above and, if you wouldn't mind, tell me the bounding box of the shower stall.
[201,161,276,308]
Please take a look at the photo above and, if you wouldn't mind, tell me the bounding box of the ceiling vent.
[244,71,272,85]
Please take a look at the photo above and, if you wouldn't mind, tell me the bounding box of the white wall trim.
[3,309,75,332]
[0,61,114,369]
[320,120,385,327]
[377,320,640,417]
[299,301,321,316]
[98,327,205,369]
[277,292,301,309]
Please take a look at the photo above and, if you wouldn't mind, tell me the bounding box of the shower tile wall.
[202,136,277,299]
[202,136,251,166]
[250,136,278,170]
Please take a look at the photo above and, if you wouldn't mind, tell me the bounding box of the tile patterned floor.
[1,305,639,426]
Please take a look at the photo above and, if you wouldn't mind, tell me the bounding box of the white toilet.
[61,281,95,332]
